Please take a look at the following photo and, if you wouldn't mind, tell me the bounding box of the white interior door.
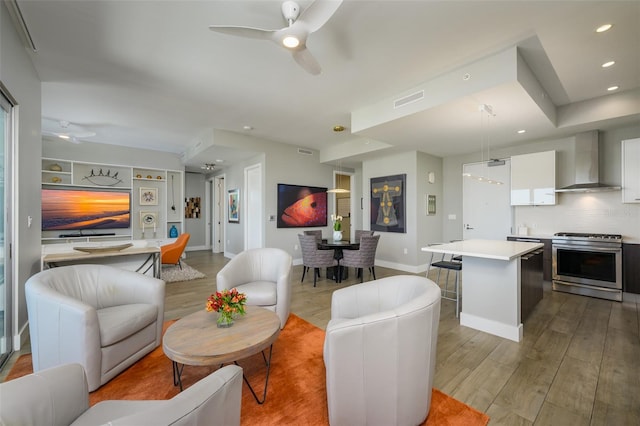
[463,160,513,240]
[244,164,262,249]
[212,176,224,253]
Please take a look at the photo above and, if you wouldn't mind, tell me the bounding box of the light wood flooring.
[3,250,639,425]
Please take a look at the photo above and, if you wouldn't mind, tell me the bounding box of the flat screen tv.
[42,188,131,231]
[277,184,328,228]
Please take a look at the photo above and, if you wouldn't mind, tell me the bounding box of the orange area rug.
[6,314,488,425]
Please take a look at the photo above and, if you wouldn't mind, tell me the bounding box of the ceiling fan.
[42,119,96,143]
[209,0,343,75]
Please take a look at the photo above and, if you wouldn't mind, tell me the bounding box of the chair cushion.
[97,304,158,347]
[235,281,277,306]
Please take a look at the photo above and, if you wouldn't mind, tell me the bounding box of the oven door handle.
[553,244,621,253]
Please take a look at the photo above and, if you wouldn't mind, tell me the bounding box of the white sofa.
[0,363,243,426]
[217,248,292,329]
[25,264,165,391]
[323,275,441,426]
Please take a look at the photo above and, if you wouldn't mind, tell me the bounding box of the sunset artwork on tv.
[42,188,131,231]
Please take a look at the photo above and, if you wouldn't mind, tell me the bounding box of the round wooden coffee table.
[163,305,280,403]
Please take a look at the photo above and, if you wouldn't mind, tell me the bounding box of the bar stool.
[427,243,462,317]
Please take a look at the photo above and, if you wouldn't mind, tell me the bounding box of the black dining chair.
[340,235,380,283]
[298,234,338,287]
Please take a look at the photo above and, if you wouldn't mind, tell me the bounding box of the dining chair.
[303,230,323,243]
[339,234,380,283]
[298,234,338,287]
[354,229,374,242]
[426,243,462,317]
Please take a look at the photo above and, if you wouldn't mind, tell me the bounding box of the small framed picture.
[228,189,239,223]
[140,211,157,227]
[139,187,158,205]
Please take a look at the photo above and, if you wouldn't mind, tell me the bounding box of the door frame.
[244,163,263,250]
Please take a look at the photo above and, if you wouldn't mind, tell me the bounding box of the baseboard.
[373,259,426,274]
[13,320,29,351]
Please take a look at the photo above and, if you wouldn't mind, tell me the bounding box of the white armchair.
[0,363,243,426]
[323,275,441,426]
[25,264,165,391]
[217,248,292,329]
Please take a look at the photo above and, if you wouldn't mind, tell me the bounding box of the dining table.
[317,239,359,283]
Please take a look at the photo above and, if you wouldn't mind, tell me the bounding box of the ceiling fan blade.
[298,0,343,33]
[292,47,321,75]
[208,25,276,41]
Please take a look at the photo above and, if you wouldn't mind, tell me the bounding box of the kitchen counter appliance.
[552,232,622,301]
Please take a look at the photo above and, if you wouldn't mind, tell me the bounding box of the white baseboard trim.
[13,320,29,351]
[373,259,427,275]
[224,251,237,259]
[185,245,208,252]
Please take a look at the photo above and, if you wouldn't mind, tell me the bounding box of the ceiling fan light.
[282,35,299,48]
[58,134,70,140]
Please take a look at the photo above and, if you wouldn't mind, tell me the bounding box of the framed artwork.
[276,183,327,228]
[370,174,406,233]
[228,189,239,223]
[140,211,157,227]
[427,194,436,215]
[139,187,158,205]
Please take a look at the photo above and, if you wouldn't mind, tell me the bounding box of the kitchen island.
[422,239,543,342]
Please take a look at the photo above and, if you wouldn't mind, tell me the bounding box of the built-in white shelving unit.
[41,158,184,244]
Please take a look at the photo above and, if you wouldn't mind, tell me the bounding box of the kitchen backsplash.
[514,190,640,243]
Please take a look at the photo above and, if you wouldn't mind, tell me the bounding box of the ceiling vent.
[394,90,424,109]
[297,148,313,156]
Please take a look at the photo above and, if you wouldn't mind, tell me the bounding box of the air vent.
[394,90,424,108]
[297,148,313,156]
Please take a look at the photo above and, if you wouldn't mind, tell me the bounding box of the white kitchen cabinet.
[510,150,556,206]
[622,138,640,203]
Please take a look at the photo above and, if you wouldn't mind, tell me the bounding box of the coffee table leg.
[235,344,273,405]
[172,361,185,391]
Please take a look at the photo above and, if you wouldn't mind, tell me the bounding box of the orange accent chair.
[161,233,190,269]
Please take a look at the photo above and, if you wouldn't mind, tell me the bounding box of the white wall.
[1,2,43,348]
[442,123,640,243]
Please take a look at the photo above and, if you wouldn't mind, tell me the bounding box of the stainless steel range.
[552,232,622,301]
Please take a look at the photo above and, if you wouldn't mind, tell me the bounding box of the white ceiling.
[16,0,640,171]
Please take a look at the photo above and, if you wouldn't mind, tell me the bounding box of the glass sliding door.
[0,88,14,369]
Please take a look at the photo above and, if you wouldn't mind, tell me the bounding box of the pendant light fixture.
[327,162,350,193]
[462,104,504,185]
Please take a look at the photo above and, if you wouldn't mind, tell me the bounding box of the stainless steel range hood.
[555,131,621,193]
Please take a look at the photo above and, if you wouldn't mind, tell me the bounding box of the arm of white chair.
[216,255,246,291]
[25,283,102,386]
[106,365,244,426]
[329,281,386,320]
[0,363,89,426]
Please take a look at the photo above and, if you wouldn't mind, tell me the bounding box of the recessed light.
[333,125,345,132]
[517,129,526,134]
[243,125,253,131]
[607,86,619,91]
[596,24,613,33]
[215,159,224,163]
[602,61,615,68]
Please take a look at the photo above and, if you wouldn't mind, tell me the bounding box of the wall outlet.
[403,248,408,254]
[294,244,299,250]
[448,214,456,220]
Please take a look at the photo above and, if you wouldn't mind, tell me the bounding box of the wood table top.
[162,306,281,366]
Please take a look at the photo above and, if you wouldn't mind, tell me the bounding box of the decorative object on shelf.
[49,163,62,172]
[51,177,62,183]
[139,187,158,206]
[370,174,406,233]
[146,175,152,179]
[136,174,142,178]
[331,214,343,240]
[228,189,239,223]
[206,288,247,328]
[81,168,123,187]
[185,197,201,219]
[169,225,179,238]
[170,175,177,211]
[73,243,133,254]
[156,176,162,180]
